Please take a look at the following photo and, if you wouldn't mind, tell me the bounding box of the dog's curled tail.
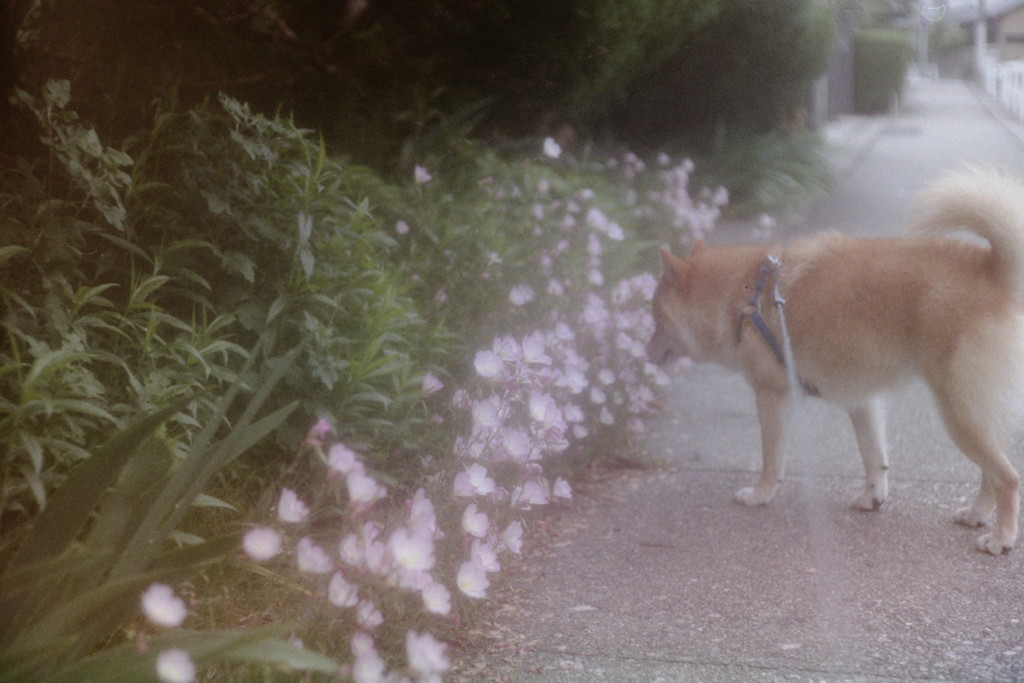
[910,165,1024,293]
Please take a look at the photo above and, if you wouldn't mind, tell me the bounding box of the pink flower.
[456,559,490,598]
[471,397,501,429]
[395,219,410,235]
[388,527,435,572]
[471,538,500,572]
[328,571,359,608]
[242,527,282,562]
[521,332,551,365]
[296,537,333,574]
[492,335,522,362]
[501,427,531,460]
[409,488,439,537]
[465,463,495,496]
[141,583,187,628]
[277,488,309,523]
[553,477,573,499]
[461,503,489,538]
[346,466,387,509]
[327,442,359,475]
[420,372,444,397]
[156,649,195,683]
[513,479,550,508]
[414,165,433,184]
[473,350,505,381]
[303,418,333,448]
[501,520,524,554]
[406,631,450,678]
[351,633,386,683]
[357,599,384,630]
[528,393,563,428]
[509,284,535,306]
[422,581,452,615]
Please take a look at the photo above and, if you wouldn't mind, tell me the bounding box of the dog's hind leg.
[953,471,995,527]
[940,407,1020,554]
[736,388,788,506]
[849,397,889,511]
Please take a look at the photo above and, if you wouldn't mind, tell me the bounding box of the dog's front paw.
[954,506,991,527]
[735,485,775,506]
[853,487,886,512]
[976,532,1014,555]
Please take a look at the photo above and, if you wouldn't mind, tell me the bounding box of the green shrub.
[609,0,834,148]
[699,131,833,217]
[854,28,914,114]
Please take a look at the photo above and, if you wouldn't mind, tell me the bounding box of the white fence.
[983,59,1024,120]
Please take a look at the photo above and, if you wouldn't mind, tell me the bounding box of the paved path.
[453,79,1024,682]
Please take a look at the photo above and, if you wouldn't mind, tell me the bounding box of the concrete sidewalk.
[452,78,1024,682]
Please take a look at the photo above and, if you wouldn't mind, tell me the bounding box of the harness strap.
[736,257,820,397]
[736,258,787,366]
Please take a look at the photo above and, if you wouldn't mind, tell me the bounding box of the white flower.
[296,537,333,574]
[156,649,195,683]
[553,477,573,499]
[542,137,562,159]
[277,488,309,523]
[457,559,490,598]
[395,219,410,235]
[328,571,359,608]
[141,583,187,628]
[406,630,450,678]
[242,527,282,562]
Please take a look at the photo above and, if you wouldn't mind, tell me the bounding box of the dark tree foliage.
[608,0,834,151]
[5,0,832,167]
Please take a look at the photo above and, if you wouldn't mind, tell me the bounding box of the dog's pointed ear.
[659,247,689,288]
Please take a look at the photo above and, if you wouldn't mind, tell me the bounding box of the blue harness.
[736,256,787,366]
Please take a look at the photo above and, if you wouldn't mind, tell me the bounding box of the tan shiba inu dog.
[647,166,1024,554]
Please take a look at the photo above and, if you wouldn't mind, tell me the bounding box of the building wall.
[996,7,1024,59]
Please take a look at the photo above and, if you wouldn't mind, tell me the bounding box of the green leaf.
[8,404,184,570]
[191,493,237,511]
[0,246,29,265]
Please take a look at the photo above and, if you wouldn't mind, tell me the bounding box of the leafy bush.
[854,28,914,114]
[1,82,246,521]
[0,354,337,683]
[2,80,741,680]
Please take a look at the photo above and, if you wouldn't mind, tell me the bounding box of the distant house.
[948,0,1024,60]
